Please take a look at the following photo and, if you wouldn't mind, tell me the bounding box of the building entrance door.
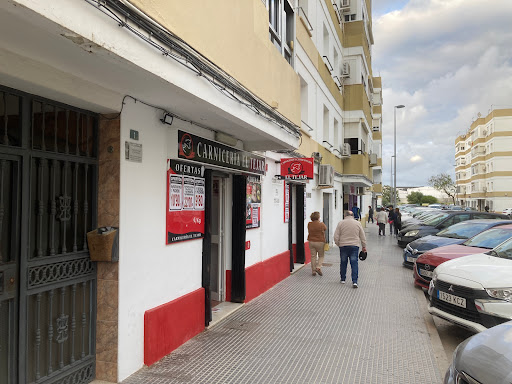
[0,87,98,384]
[323,193,330,243]
[210,177,226,302]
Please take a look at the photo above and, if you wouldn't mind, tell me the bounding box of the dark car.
[397,211,509,248]
[403,219,512,268]
[445,321,512,384]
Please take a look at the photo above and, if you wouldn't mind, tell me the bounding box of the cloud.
[410,155,422,162]
[373,0,512,186]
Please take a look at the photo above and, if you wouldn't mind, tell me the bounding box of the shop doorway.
[211,176,227,304]
[323,193,330,243]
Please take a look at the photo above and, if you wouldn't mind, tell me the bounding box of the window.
[345,138,359,154]
[300,76,309,126]
[268,0,294,65]
[344,14,356,22]
[334,118,339,150]
[323,106,330,144]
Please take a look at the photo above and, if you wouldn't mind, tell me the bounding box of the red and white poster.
[280,157,314,180]
[246,176,261,229]
[166,160,205,244]
[284,183,290,223]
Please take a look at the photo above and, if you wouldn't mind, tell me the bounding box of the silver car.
[445,321,512,384]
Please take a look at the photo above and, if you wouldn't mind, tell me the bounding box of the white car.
[503,208,512,216]
[428,237,512,333]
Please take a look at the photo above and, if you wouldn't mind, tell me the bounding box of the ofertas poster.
[166,160,205,244]
[246,176,261,229]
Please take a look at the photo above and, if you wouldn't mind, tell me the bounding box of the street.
[120,227,475,384]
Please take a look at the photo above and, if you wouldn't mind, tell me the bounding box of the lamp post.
[394,105,405,207]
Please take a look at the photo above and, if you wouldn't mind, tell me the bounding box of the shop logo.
[289,161,304,175]
[179,133,195,159]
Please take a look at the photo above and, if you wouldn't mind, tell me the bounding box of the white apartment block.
[455,109,512,212]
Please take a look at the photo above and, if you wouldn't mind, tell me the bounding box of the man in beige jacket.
[333,211,367,288]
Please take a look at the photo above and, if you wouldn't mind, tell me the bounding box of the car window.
[423,212,450,227]
[437,222,491,239]
[489,237,512,260]
[472,213,504,220]
[463,228,512,249]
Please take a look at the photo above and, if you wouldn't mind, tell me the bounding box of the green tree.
[421,195,438,204]
[407,191,424,204]
[382,185,398,206]
[428,173,456,204]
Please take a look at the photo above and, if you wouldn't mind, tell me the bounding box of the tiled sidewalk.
[122,230,443,384]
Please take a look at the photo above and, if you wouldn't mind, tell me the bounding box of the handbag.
[358,250,367,261]
[324,243,330,251]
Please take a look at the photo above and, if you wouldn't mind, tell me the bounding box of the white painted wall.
[118,100,204,380]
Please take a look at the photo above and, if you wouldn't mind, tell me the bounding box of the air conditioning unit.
[356,187,364,195]
[340,0,350,9]
[482,129,487,136]
[341,143,351,157]
[318,164,334,187]
[341,62,350,77]
[483,187,487,192]
[369,153,377,165]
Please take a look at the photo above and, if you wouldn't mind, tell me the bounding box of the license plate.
[418,268,433,278]
[406,256,415,262]
[437,291,466,308]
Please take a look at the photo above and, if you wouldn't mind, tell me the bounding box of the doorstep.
[291,262,307,274]
[208,301,245,328]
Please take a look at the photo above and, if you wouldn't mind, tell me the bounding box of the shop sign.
[166,160,205,244]
[246,176,261,229]
[279,157,314,180]
[178,130,266,175]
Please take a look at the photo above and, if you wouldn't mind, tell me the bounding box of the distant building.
[455,108,512,212]
[397,186,451,204]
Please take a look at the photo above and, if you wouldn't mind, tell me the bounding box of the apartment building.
[295,0,383,235]
[455,109,512,212]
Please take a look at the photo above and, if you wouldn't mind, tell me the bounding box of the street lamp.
[394,104,405,207]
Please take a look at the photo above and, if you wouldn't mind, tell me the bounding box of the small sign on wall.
[125,141,142,163]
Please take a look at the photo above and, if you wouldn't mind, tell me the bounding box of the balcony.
[373,183,382,194]
[343,153,371,178]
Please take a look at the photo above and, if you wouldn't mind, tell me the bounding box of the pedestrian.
[368,205,374,223]
[376,207,388,236]
[485,205,490,212]
[351,203,361,220]
[333,210,367,288]
[307,211,327,276]
[388,206,395,236]
[394,207,402,237]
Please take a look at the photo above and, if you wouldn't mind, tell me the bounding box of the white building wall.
[119,100,204,379]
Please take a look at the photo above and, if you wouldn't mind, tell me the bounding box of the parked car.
[397,211,508,248]
[503,208,512,216]
[413,224,512,289]
[444,321,512,384]
[428,235,512,333]
[403,219,512,268]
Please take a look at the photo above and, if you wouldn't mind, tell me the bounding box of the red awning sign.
[280,158,314,180]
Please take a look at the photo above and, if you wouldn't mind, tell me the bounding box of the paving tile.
[122,232,443,384]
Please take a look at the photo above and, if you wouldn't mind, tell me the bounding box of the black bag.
[358,250,367,261]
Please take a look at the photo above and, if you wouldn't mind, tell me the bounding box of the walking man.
[333,211,367,288]
[351,203,361,220]
[368,205,374,223]
[388,206,395,236]
[376,207,388,236]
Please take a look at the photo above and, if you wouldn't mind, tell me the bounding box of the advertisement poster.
[246,176,261,229]
[279,157,314,180]
[284,183,290,223]
[166,160,205,244]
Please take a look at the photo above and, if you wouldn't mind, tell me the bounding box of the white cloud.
[374,0,512,186]
[410,155,422,162]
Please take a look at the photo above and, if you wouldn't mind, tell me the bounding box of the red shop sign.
[280,157,314,180]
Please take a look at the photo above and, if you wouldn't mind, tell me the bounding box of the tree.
[407,191,424,205]
[421,195,438,204]
[428,173,456,204]
[382,185,398,206]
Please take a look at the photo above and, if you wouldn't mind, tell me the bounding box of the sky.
[372,0,512,187]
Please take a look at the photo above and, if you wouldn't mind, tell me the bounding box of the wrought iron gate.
[0,86,98,384]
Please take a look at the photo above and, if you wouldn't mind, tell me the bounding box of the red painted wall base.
[245,250,290,303]
[144,288,205,366]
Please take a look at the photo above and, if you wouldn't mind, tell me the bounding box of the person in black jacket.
[387,206,395,236]
[368,206,374,223]
[394,207,402,237]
